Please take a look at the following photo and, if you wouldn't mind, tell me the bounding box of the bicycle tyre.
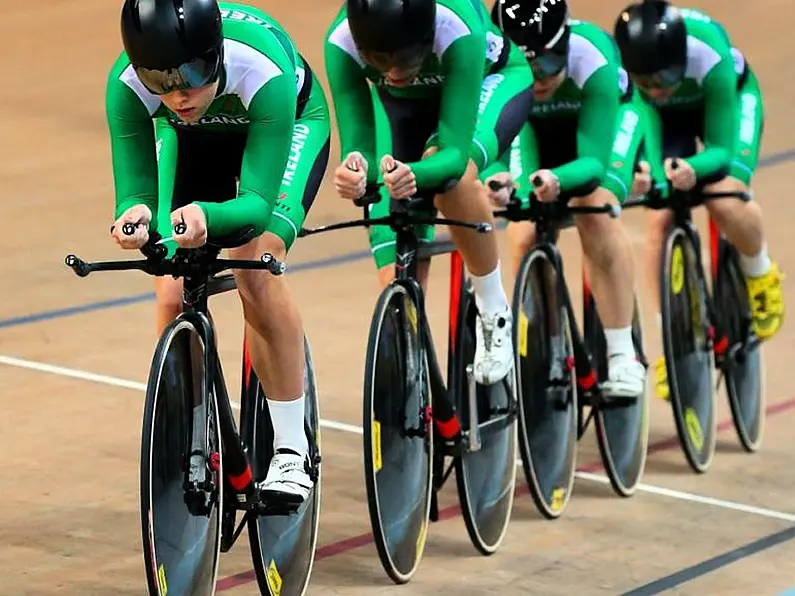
[453,278,518,555]
[140,316,223,596]
[714,240,766,452]
[585,288,650,497]
[243,335,322,596]
[363,282,433,584]
[661,226,717,473]
[513,247,578,520]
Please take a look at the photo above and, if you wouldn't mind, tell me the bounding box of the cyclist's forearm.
[690,62,736,180]
[325,45,378,182]
[106,84,159,218]
[198,192,271,237]
[552,157,604,192]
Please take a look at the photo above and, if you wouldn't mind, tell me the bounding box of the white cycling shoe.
[474,306,515,385]
[258,449,314,505]
[601,355,646,399]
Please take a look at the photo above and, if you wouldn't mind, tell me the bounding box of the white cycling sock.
[740,244,771,278]
[604,326,635,360]
[268,395,308,457]
[470,262,509,317]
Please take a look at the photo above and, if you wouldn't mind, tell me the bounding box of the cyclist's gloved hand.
[485,172,514,206]
[631,161,652,197]
[665,158,696,191]
[111,204,152,250]
[531,169,560,202]
[381,155,416,200]
[335,152,368,200]
[171,204,208,249]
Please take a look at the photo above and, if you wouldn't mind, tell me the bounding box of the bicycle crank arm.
[465,364,482,452]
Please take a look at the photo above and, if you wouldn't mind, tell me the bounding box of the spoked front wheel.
[140,316,222,596]
[242,335,322,596]
[514,247,578,519]
[363,282,433,584]
[453,279,517,555]
[584,284,649,497]
[714,236,766,452]
[661,227,717,473]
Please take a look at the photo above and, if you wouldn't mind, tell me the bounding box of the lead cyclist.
[616,1,785,400]
[106,0,331,503]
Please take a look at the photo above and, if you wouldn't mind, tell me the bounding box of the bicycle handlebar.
[299,182,493,238]
[624,158,751,210]
[66,225,286,280]
[489,176,620,224]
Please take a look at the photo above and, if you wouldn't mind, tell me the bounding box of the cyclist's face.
[160,81,219,122]
[533,68,567,101]
[632,76,681,100]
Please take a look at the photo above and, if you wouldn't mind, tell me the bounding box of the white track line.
[576,471,795,523]
[4,353,794,522]
[0,354,363,436]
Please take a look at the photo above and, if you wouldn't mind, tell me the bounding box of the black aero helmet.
[121,0,224,94]
[492,0,570,78]
[346,0,436,69]
[614,0,687,86]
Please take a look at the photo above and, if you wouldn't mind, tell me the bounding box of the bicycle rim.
[245,336,322,596]
[662,228,717,473]
[363,283,432,584]
[454,281,518,555]
[716,244,766,452]
[140,317,222,596]
[513,248,578,519]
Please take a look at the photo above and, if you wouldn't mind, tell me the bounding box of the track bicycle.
[623,159,765,472]
[299,183,519,584]
[490,176,650,520]
[65,224,322,596]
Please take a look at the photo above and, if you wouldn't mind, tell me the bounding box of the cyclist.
[615,1,785,400]
[106,0,330,504]
[324,0,534,389]
[484,0,648,400]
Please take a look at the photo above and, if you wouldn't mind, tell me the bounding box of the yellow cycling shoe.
[654,356,669,402]
[746,262,785,341]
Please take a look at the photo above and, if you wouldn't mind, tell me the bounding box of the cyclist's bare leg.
[153,276,183,335]
[704,176,764,258]
[434,156,513,384]
[231,231,308,456]
[573,187,644,395]
[506,220,536,276]
[643,209,674,316]
[572,187,636,330]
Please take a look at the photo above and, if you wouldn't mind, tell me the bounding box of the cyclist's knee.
[232,232,289,304]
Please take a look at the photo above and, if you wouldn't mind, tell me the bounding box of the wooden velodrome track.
[2,0,794,593]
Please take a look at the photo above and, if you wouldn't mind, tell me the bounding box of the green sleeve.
[154,118,178,235]
[513,123,539,207]
[194,73,297,237]
[410,33,485,189]
[105,74,159,221]
[480,150,509,180]
[688,58,735,180]
[639,98,669,198]
[552,66,615,191]
[325,43,378,182]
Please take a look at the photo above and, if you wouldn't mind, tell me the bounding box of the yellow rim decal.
[266,559,283,596]
[405,298,418,332]
[157,564,168,596]
[671,245,685,295]
[518,310,529,357]
[550,487,566,512]
[372,419,382,472]
[684,407,705,452]
[415,519,428,560]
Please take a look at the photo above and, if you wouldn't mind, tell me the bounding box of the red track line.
[217,396,795,592]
